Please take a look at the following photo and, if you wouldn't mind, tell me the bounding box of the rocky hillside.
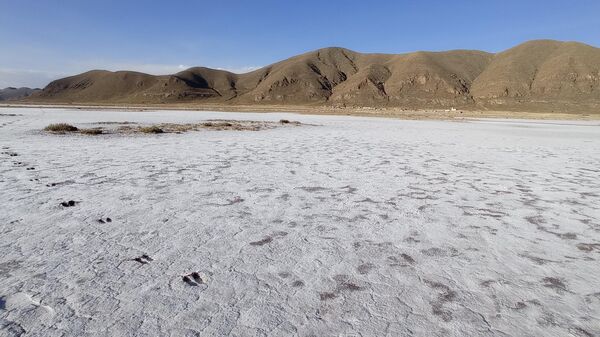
[25,40,600,112]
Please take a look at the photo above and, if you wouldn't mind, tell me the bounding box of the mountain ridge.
[0,87,41,101]
[23,40,600,112]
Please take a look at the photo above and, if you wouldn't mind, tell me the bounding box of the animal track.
[542,277,568,292]
[357,262,375,274]
[60,200,77,207]
[424,279,457,322]
[340,185,358,194]
[97,217,112,223]
[320,292,337,300]
[134,254,153,264]
[249,236,273,246]
[46,181,73,187]
[387,253,416,267]
[117,254,154,268]
[226,196,244,205]
[182,272,204,286]
[319,274,364,301]
[400,253,415,264]
[249,231,288,246]
[577,243,600,252]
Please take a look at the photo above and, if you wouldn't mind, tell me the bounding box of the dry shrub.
[139,126,164,134]
[80,128,103,135]
[44,123,78,132]
[160,123,195,133]
[202,121,234,128]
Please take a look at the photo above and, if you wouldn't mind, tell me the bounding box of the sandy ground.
[4,103,600,121]
[1,107,599,336]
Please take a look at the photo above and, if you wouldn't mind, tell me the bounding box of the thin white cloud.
[215,66,262,74]
[0,64,193,88]
[0,68,63,89]
[0,63,264,89]
[66,62,193,75]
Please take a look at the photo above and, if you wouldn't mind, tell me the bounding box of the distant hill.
[0,87,40,101]
[24,40,600,112]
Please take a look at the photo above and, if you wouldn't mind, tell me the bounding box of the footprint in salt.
[60,200,77,207]
[182,272,205,286]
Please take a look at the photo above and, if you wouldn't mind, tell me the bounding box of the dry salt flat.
[0,107,599,337]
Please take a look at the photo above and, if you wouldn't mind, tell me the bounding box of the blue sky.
[1,0,599,88]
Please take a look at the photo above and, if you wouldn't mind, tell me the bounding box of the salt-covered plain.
[1,107,599,337]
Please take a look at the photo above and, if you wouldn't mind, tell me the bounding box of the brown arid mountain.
[471,40,600,111]
[24,40,600,112]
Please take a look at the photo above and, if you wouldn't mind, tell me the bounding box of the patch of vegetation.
[44,120,303,136]
[80,128,103,135]
[44,123,78,132]
[139,125,164,134]
[203,121,233,128]
[159,123,195,133]
[96,121,137,125]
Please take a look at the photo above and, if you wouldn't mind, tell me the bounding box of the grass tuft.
[44,123,78,132]
[139,125,164,134]
[80,128,103,135]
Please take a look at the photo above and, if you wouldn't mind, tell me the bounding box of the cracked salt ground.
[1,107,600,336]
